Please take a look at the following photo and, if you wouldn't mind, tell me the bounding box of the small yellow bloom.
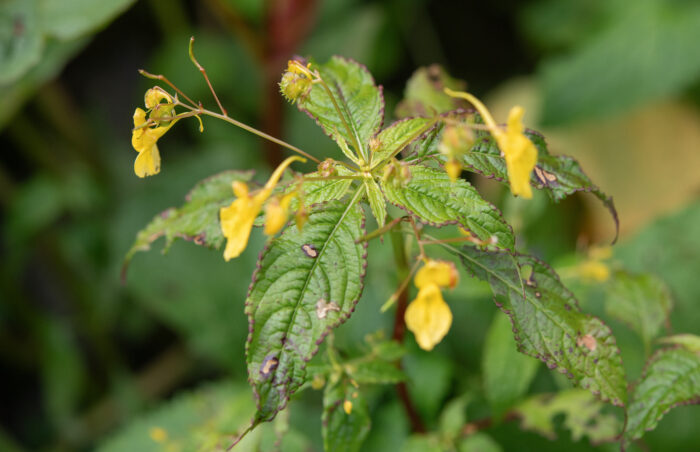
[444,158,462,182]
[144,87,172,109]
[405,283,453,351]
[264,192,296,236]
[343,399,353,415]
[414,259,459,290]
[149,427,168,443]
[443,89,538,199]
[578,260,610,282]
[495,106,538,199]
[220,156,305,261]
[132,107,176,178]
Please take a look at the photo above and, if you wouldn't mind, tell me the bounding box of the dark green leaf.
[464,128,619,241]
[457,246,627,406]
[246,196,367,422]
[483,314,539,419]
[395,65,468,118]
[458,433,502,452]
[124,170,254,268]
[381,165,515,250]
[605,271,672,349]
[322,377,371,452]
[514,389,621,443]
[294,168,354,208]
[624,346,700,443]
[298,56,383,160]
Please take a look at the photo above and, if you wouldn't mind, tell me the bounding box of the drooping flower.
[405,259,459,351]
[131,88,177,178]
[405,283,453,351]
[495,106,537,199]
[443,88,537,198]
[220,156,305,261]
[263,192,297,236]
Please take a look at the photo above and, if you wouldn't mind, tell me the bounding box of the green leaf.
[482,314,539,419]
[371,117,436,166]
[456,245,627,406]
[539,0,700,125]
[124,170,254,268]
[464,127,619,240]
[40,0,137,40]
[439,395,469,440]
[0,0,44,84]
[298,56,383,160]
[344,352,405,385]
[294,168,354,208]
[514,389,621,444]
[381,165,515,251]
[605,271,672,349]
[364,178,386,228]
[458,433,502,452]
[246,195,367,422]
[624,347,700,444]
[97,381,311,452]
[395,65,468,118]
[657,334,700,353]
[322,377,371,452]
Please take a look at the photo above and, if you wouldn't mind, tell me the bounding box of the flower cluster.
[405,259,459,351]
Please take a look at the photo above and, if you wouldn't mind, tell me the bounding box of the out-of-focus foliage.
[1,0,699,451]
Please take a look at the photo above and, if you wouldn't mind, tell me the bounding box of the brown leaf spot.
[301,243,318,258]
[577,334,597,352]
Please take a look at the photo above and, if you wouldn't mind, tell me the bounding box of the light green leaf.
[605,271,672,349]
[456,246,627,406]
[297,56,383,161]
[624,347,700,444]
[246,195,367,422]
[458,433,502,452]
[381,165,515,250]
[439,395,469,440]
[464,126,619,239]
[402,434,443,452]
[124,170,254,268]
[364,178,386,228]
[395,65,468,118]
[40,0,136,40]
[538,0,700,124]
[97,382,310,452]
[514,389,621,443]
[294,168,354,209]
[0,0,44,84]
[322,377,371,452]
[483,314,539,419]
[371,117,436,166]
[657,334,700,353]
[344,357,404,385]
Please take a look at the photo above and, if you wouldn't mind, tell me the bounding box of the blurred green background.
[1,0,700,450]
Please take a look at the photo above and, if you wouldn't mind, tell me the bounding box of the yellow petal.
[415,259,459,290]
[578,260,610,282]
[220,193,260,261]
[497,106,538,199]
[144,87,172,109]
[134,143,161,178]
[264,198,287,236]
[405,284,452,351]
[444,158,462,182]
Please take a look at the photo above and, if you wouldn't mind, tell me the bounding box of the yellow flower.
[495,106,537,199]
[443,88,538,199]
[149,427,168,443]
[578,260,610,282]
[132,108,176,178]
[444,158,462,182]
[220,156,305,261]
[405,283,453,351]
[414,259,459,290]
[405,259,458,351]
[131,88,178,178]
[264,192,296,236]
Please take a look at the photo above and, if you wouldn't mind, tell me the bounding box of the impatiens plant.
[124,38,700,450]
